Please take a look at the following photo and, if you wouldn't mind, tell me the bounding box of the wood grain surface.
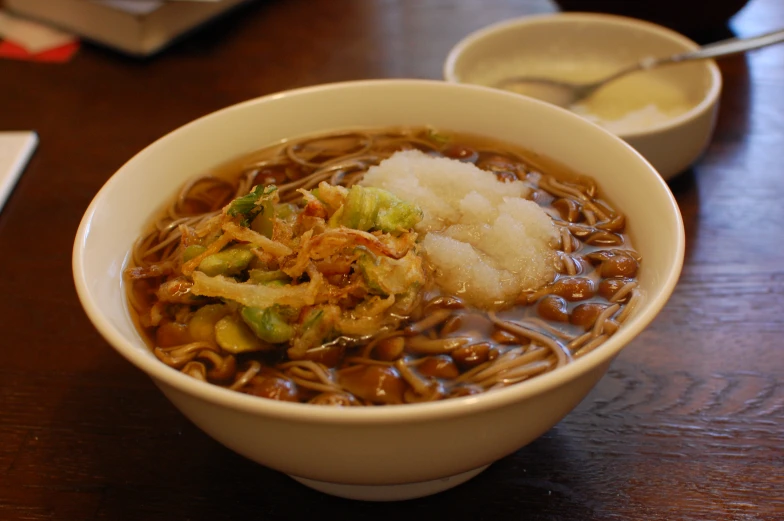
[0,0,782,519]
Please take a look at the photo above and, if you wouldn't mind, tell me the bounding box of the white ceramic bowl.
[444,13,722,180]
[73,79,684,501]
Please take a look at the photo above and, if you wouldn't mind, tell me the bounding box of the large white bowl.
[443,13,722,180]
[73,79,684,501]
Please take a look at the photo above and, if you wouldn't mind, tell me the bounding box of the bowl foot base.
[289,464,490,501]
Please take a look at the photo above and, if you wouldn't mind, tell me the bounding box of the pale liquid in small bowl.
[470,58,697,135]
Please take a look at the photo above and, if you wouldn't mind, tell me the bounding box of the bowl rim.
[72,78,685,425]
[442,11,723,139]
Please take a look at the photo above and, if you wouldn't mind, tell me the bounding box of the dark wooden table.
[1,1,782,519]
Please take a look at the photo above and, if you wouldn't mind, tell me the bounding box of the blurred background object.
[3,0,255,56]
[553,0,752,38]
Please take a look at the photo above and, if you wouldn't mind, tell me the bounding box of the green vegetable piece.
[183,244,207,262]
[249,190,278,238]
[375,195,423,233]
[197,248,255,277]
[241,306,295,344]
[287,306,340,359]
[227,184,277,226]
[341,186,422,233]
[341,185,375,231]
[214,315,269,354]
[248,269,291,285]
[227,184,264,217]
[326,206,344,228]
[250,209,274,238]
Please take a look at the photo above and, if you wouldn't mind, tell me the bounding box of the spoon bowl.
[494,28,784,107]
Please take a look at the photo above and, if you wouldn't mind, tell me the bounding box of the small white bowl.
[444,13,722,180]
[73,79,684,501]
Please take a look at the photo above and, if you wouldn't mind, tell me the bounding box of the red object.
[0,39,79,62]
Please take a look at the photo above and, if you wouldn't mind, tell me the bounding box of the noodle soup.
[125,127,640,406]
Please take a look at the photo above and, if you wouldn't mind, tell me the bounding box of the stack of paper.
[4,0,253,56]
[0,132,37,214]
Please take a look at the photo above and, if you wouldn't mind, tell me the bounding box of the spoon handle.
[652,28,784,67]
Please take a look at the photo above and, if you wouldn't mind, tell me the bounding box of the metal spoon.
[495,27,784,107]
